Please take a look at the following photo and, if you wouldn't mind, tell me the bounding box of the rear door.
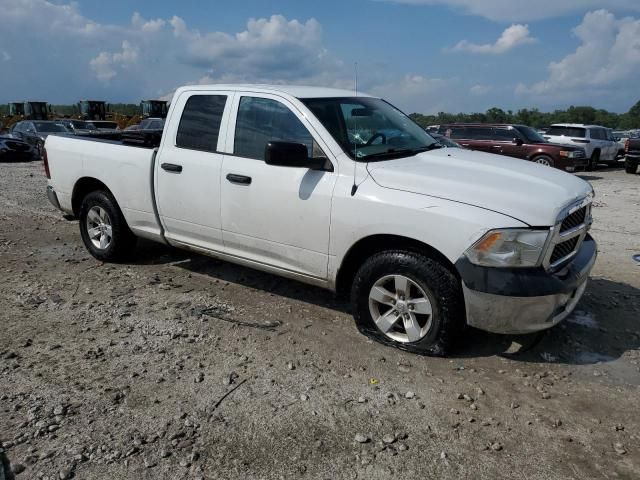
[155,90,234,252]
[466,126,495,153]
[219,93,337,279]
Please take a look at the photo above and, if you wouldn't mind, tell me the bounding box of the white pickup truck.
[45,85,597,355]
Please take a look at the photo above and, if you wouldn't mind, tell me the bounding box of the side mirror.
[513,137,523,146]
[264,141,331,171]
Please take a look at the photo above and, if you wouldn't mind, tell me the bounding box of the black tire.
[586,150,599,171]
[532,155,554,168]
[351,250,464,356]
[79,190,137,262]
[625,158,638,174]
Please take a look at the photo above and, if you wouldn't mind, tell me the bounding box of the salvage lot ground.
[0,161,639,480]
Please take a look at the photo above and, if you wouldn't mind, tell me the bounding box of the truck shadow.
[131,241,639,366]
[455,278,640,366]
[132,239,351,312]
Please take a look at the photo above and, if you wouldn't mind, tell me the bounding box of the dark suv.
[438,124,588,172]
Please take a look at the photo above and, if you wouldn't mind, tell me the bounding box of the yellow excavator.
[2,101,50,130]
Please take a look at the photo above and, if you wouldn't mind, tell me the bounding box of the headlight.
[559,150,580,158]
[465,229,549,268]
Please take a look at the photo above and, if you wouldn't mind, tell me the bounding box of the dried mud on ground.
[1,161,639,479]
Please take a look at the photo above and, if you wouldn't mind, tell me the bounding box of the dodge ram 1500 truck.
[45,85,597,355]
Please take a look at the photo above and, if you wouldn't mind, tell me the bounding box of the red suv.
[438,124,588,172]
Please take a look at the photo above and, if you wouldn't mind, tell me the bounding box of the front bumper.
[456,235,597,334]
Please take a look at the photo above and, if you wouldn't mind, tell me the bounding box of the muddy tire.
[351,250,464,356]
[79,190,137,262]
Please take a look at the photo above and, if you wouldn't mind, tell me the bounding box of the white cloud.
[381,0,640,22]
[470,84,492,95]
[90,41,139,83]
[516,10,640,102]
[131,12,166,33]
[1,51,10,61]
[451,24,535,54]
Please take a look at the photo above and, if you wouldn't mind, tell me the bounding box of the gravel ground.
[0,160,639,480]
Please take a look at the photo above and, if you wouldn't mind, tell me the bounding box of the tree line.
[409,101,640,130]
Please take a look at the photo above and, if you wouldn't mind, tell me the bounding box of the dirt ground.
[0,160,639,480]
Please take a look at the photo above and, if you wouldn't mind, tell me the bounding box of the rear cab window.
[176,95,228,153]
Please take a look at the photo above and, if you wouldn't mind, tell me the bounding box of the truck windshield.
[34,122,67,133]
[301,97,439,161]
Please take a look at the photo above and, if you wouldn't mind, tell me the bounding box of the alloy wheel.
[86,206,113,250]
[368,274,434,343]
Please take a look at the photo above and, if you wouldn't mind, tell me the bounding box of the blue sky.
[1,0,640,113]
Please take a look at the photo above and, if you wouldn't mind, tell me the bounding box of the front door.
[155,91,233,251]
[220,94,336,279]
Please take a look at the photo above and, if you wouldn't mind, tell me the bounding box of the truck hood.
[366,147,593,226]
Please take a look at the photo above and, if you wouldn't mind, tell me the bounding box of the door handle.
[226,173,252,185]
[161,163,182,173]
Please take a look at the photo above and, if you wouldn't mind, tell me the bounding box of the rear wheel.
[79,190,137,262]
[351,250,464,356]
[626,158,639,174]
[532,155,554,168]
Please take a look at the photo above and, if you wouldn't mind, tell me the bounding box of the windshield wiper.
[361,144,442,161]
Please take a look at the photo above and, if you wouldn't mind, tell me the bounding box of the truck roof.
[173,84,370,100]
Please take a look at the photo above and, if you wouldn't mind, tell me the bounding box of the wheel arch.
[335,234,459,299]
[71,177,113,217]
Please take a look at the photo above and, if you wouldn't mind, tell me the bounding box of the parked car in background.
[89,121,119,131]
[544,124,619,170]
[45,84,597,355]
[125,117,165,131]
[431,132,462,148]
[625,137,640,174]
[0,134,36,162]
[10,120,69,157]
[57,119,98,134]
[438,123,587,172]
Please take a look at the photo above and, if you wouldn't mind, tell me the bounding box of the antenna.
[351,62,359,197]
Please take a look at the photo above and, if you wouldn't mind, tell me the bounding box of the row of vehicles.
[1,99,168,132]
[1,102,167,162]
[437,123,627,172]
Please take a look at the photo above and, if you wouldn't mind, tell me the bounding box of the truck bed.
[45,133,163,240]
[60,129,163,149]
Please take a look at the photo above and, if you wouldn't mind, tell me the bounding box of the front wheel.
[351,250,464,356]
[79,190,137,262]
[533,155,554,168]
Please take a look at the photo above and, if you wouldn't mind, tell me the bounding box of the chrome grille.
[560,206,586,233]
[543,199,592,270]
[550,237,579,264]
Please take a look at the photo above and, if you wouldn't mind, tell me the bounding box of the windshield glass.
[34,122,67,133]
[301,97,438,161]
[516,125,546,143]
